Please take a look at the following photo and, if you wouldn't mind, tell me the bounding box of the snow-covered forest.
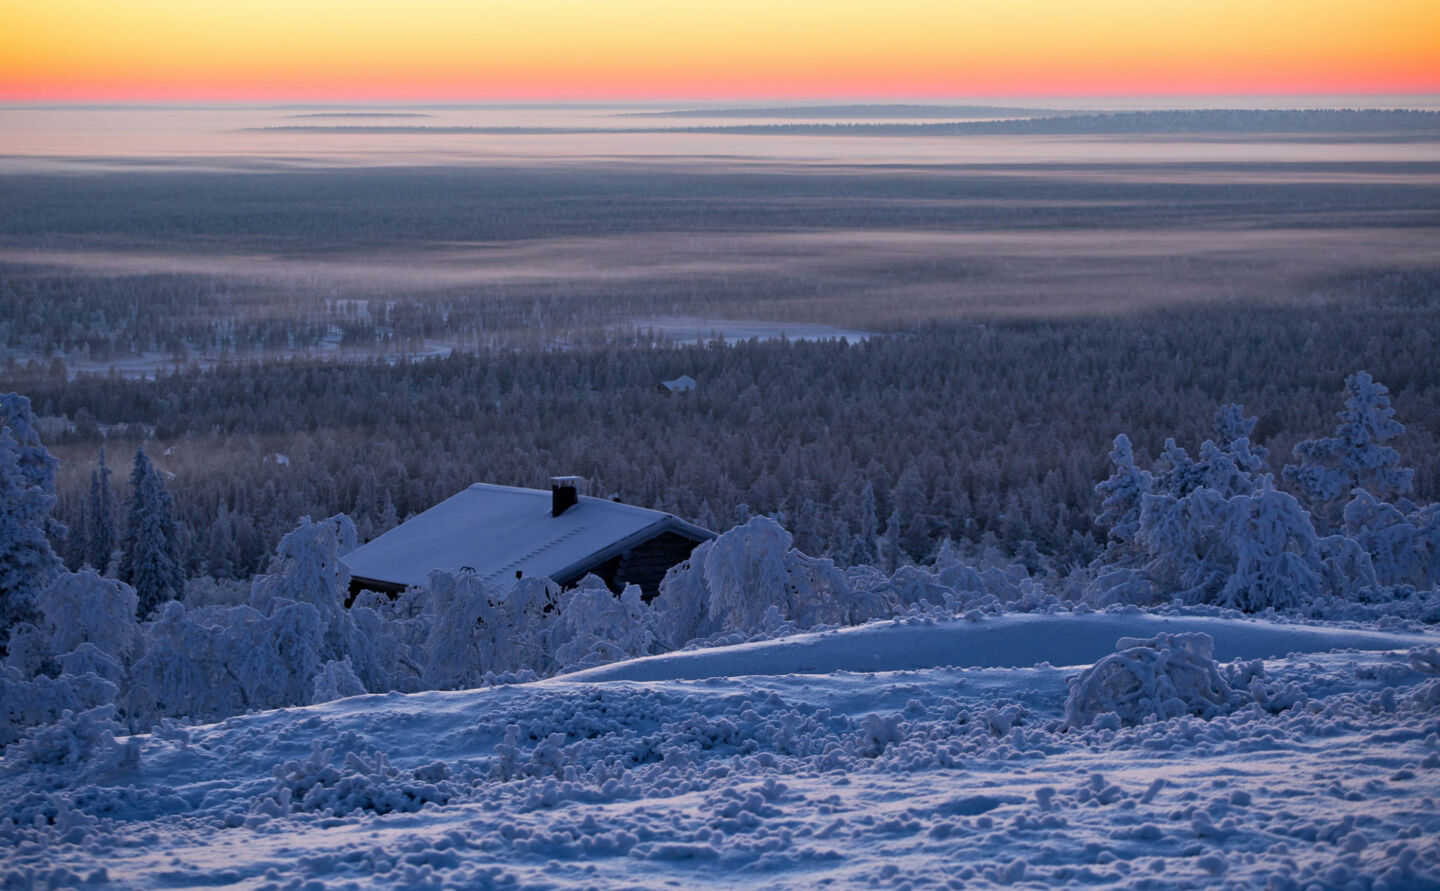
[5,363,1439,735]
[11,290,1439,583]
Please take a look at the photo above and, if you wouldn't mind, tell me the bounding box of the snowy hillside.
[4,610,1438,889]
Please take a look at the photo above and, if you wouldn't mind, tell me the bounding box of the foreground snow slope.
[565,610,1437,682]
[4,611,1439,889]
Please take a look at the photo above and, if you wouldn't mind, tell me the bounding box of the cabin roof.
[660,374,697,392]
[343,483,713,591]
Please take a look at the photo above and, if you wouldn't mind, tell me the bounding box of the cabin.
[656,374,697,395]
[343,477,714,602]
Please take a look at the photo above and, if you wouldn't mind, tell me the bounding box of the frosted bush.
[310,657,368,704]
[250,514,355,628]
[1065,632,1247,729]
[552,579,656,672]
[1344,490,1440,588]
[420,570,495,690]
[35,571,143,668]
[223,601,328,711]
[1138,484,1324,611]
[249,514,386,694]
[420,570,558,689]
[58,643,127,688]
[652,516,853,646]
[254,740,452,818]
[8,704,139,775]
[0,666,118,747]
[124,601,237,726]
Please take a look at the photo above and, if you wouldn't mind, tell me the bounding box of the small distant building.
[344,477,714,602]
[657,374,697,395]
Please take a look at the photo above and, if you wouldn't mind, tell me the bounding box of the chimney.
[550,476,584,517]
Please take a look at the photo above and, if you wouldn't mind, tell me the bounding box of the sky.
[1,0,1438,102]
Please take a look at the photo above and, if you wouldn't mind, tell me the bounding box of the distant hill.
[622,104,1063,119]
[254,109,1440,138]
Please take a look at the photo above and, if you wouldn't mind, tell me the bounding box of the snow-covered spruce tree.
[1093,433,1152,563]
[86,447,116,574]
[1,393,63,542]
[892,464,932,563]
[1212,403,1269,469]
[1284,371,1414,531]
[118,447,185,618]
[0,399,65,639]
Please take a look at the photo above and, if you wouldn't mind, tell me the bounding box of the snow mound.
[1064,632,1246,729]
[565,611,1435,683]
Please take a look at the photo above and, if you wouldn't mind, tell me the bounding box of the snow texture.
[2,611,1437,890]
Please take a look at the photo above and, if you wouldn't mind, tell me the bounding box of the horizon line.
[5,91,1440,109]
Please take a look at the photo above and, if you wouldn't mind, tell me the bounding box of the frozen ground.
[4,610,1440,889]
[30,336,461,382]
[629,316,875,345]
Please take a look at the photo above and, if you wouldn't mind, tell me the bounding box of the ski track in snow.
[4,612,1440,889]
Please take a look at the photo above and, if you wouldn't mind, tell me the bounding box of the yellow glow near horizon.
[1,0,1437,101]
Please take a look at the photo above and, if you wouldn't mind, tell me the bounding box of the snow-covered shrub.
[1343,490,1440,588]
[1065,632,1247,728]
[249,514,356,627]
[1082,567,1164,608]
[253,740,452,818]
[551,578,656,672]
[1137,484,1324,611]
[123,600,237,726]
[249,514,386,694]
[0,666,118,747]
[35,570,144,669]
[7,704,139,775]
[420,570,558,689]
[310,657,368,704]
[58,643,127,689]
[222,601,328,711]
[652,517,852,647]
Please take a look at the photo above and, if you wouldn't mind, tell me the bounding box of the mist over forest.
[2,109,1439,579]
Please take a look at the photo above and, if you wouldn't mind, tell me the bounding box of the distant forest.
[252,109,1440,137]
[3,154,1438,585]
[10,290,1440,583]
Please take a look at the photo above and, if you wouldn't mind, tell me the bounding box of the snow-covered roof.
[343,483,712,591]
[660,375,696,392]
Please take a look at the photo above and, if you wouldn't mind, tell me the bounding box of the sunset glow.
[2,0,1438,101]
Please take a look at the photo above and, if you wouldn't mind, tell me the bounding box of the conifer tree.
[1284,371,1414,530]
[0,414,64,637]
[86,447,115,573]
[119,447,185,617]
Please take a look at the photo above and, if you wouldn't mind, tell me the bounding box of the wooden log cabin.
[343,477,714,602]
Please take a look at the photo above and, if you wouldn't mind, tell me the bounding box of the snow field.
[3,613,1439,889]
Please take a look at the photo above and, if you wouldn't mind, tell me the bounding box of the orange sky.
[2,0,1437,101]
